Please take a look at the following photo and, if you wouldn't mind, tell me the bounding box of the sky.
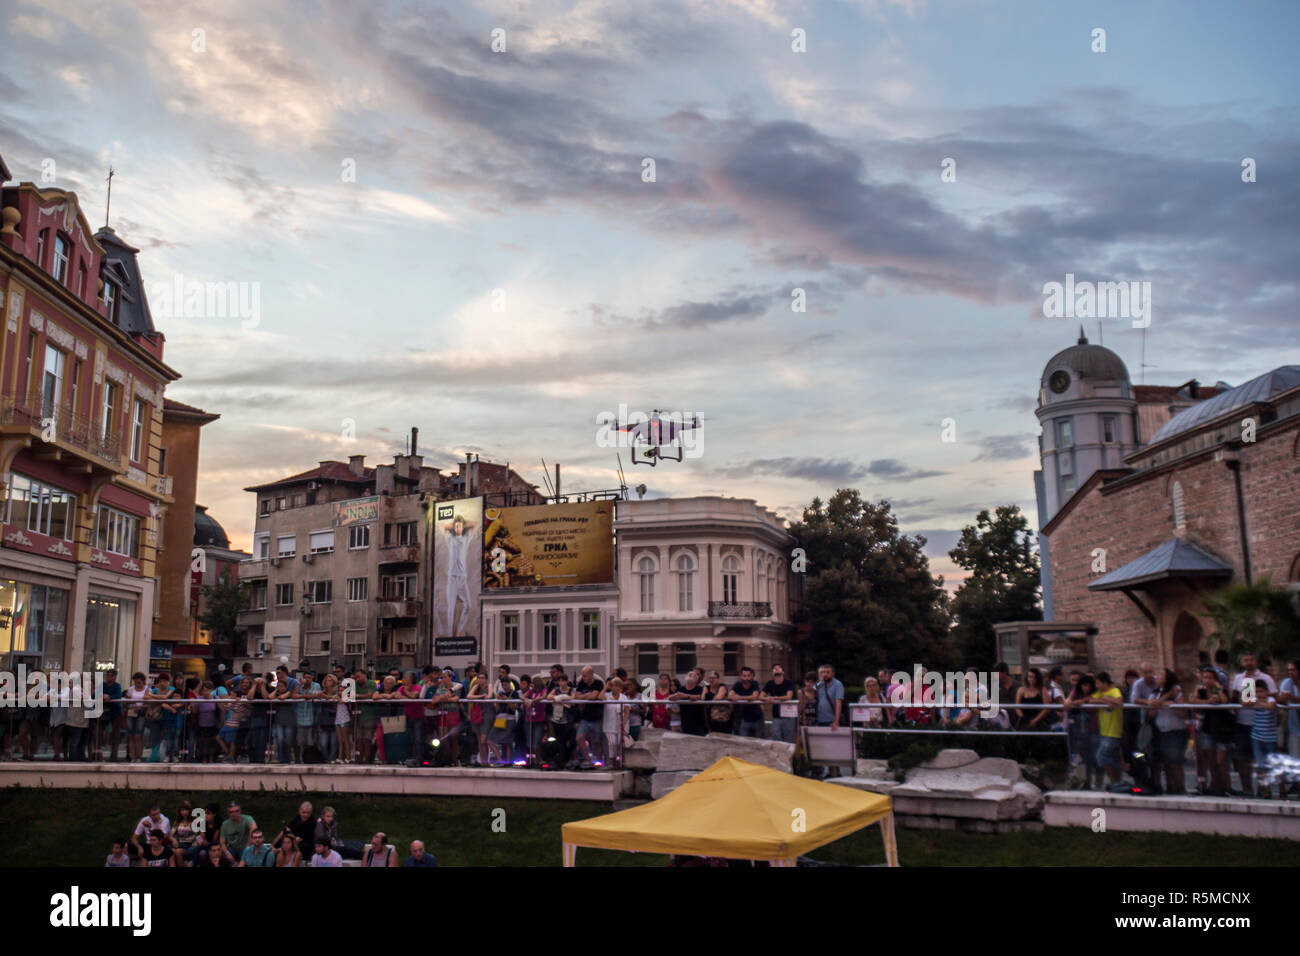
[2,0,1297,586]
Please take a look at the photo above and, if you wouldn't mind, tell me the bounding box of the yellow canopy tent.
[561,756,898,867]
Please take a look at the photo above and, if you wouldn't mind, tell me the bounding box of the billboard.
[333,496,379,527]
[433,497,482,644]
[483,501,614,588]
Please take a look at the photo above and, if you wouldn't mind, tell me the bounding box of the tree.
[199,567,247,651]
[788,489,952,682]
[1202,576,1300,666]
[948,505,1041,671]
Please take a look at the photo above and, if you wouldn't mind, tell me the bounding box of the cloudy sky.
[3,0,1297,584]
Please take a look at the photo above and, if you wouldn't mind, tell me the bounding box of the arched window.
[637,555,656,613]
[722,553,740,604]
[756,557,766,604]
[1172,481,1186,530]
[52,234,71,285]
[675,553,695,612]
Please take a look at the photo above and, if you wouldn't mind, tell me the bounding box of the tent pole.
[882,812,899,867]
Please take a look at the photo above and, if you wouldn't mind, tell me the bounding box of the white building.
[614,496,796,680]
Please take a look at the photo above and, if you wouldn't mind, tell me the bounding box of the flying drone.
[617,409,702,466]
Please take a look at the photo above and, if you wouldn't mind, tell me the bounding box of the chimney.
[348,455,365,476]
[410,427,418,456]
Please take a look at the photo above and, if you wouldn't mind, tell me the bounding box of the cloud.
[715,457,868,483]
[866,458,947,481]
[972,434,1035,462]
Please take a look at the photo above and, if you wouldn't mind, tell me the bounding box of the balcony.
[378,544,420,564]
[375,596,421,619]
[708,601,772,620]
[0,389,122,470]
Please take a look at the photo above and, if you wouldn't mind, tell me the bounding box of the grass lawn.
[0,788,1294,866]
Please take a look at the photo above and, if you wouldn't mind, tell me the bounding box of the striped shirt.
[1250,703,1278,742]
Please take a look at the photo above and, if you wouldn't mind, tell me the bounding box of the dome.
[193,505,230,549]
[1041,329,1130,388]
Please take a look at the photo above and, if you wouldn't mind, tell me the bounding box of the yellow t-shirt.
[1092,687,1123,739]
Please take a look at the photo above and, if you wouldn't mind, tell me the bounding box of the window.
[756,558,767,604]
[637,555,656,612]
[101,381,118,444]
[347,577,368,602]
[95,506,140,557]
[723,642,741,676]
[291,493,304,508]
[5,474,77,540]
[306,631,330,654]
[385,521,418,546]
[636,644,659,676]
[247,580,267,610]
[130,399,147,462]
[722,554,740,604]
[1172,481,1186,529]
[24,332,38,398]
[275,583,293,606]
[70,360,81,413]
[1057,418,1074,448]
[348,525,370,549]
[276,496,287,511]
[503,613,519,651]
[674,642,697,675]
[254,533,269,559]
[52,235,70,284]
[309,530,335,554]
[36,230,47,270]
[260,499,271,516]
[381,574,416,599]
[541,612,558,651]
[272,636,291,659]
[582,611,599,650]
[675,553,694,611]
[77,262,87,298]
[308,580,332,604]
[345,630,366,655]
[42,345,66,420]
[276,535,296,557]
[1062,475,1076,499]
[1103,416,1117,444]
[102,280,118,323]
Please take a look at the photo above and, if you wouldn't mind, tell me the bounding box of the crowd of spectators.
[109,798,438,867]
[7,651,1296,797]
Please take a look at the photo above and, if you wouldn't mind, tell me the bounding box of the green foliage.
[789,489,952,681]
[948,505,1042,670]
[198,566,247,646]
[1202,576,1300,665]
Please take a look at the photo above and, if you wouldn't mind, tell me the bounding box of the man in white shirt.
[310,839,343,866]
[130,806,171,855]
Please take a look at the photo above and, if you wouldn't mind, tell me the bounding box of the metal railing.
[0,390,121,463]
[707,601,772,618]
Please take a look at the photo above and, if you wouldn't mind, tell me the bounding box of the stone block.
[650,770,697,799]
[855,758,890,779]
[920,748,979,769]
[654,731,794,773]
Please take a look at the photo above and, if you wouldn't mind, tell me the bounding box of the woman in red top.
[652,673,672,730]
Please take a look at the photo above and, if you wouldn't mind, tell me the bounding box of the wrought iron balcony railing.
[708,601,772,619]
[0,390,121,465]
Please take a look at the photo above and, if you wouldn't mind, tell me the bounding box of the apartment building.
[0,165,178,677]
[236,440,542,674]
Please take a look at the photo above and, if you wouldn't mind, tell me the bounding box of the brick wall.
[1048,419,1300,673]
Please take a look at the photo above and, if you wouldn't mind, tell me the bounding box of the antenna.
[1097,320,1103,347]
[539,458,555,498]
[616,454,628,498]
[103,166,115,229]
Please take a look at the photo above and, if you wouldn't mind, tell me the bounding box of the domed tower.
[193,505,231,550]
[1034,328,1138,524]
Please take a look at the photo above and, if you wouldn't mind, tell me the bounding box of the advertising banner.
[433,497,482,645]
[482,501,614,588]
[333,496,379,527]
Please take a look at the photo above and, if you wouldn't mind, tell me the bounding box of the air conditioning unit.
[260,641,272,652]
[302,553,313,564]
[299,606,312,617]
[270,557,280,567]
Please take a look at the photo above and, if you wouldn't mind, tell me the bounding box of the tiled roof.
[1148,366,1300,444]
[244,461,373,492]
[1088,538,1233,591]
